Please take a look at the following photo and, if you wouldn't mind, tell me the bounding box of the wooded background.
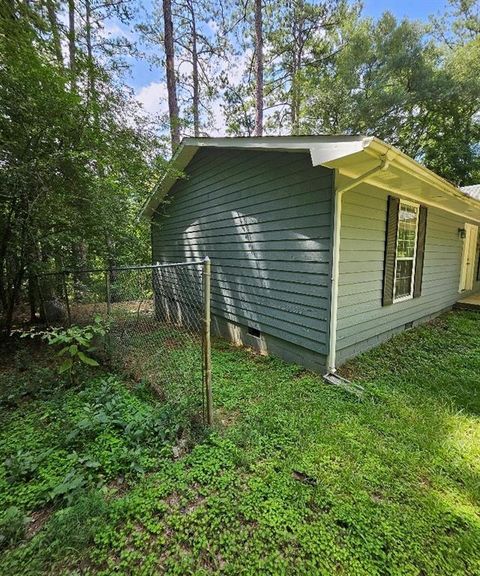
[1,0,479,333]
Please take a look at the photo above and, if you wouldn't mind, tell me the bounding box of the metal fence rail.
[36,259,213,426]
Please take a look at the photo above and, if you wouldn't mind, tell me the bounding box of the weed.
[0,507,29,550]
[18,316,107,383]
[1,311,480,575]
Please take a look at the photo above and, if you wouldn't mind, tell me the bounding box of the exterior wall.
[152,147,334,370]
[336,181,480,363]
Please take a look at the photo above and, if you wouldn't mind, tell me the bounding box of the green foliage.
[20,317,107,382]
[0,366,60,408]
[299,10,480,184]
[1,311,480,574]
[0,507,29,551]
[0,1,162,332]
[221,1,479,185]
[0,346,184,549]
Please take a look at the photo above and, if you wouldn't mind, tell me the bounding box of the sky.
[362,0,446,21]
[113,0,450,131]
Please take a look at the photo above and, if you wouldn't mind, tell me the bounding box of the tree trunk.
[290,6,303,135]
[188,0,200,137]
[0,208,13,313]
[68,0,76,89]
[46,0,63,66]
[163,0,180,150]
[72,241,88,299]
[85,0,95,99]
[254,0,264,136]
[4,268,24,335]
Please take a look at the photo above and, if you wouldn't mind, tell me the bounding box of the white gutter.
[326,157,389,374]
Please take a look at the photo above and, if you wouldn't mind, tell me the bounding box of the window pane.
[393,202,419,301]
[397,205,418,258]
[395,259,414,299]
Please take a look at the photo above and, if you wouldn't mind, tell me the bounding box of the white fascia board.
[184,135,367,152]
[331,137,480,221]
[309,137,373,166]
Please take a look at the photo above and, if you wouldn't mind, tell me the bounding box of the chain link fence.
[36,260,213,426]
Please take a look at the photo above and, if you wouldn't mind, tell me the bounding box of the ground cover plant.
[0,310,479,575]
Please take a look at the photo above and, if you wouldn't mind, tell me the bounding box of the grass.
[0,310,479,575]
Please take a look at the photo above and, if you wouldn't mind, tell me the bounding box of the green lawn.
[1,311,480,575]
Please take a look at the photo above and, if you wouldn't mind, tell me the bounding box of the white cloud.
[97,20,135,42]
[135,81,169,116]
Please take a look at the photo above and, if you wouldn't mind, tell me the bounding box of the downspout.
[325,157,389,375]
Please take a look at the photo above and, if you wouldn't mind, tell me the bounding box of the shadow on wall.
[156,207,326,357]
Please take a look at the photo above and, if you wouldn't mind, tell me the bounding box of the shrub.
[0,507,29,550]
[18,317,108,383]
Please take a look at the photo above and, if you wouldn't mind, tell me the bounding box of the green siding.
[337,183,480,362]
[152,148,334,360]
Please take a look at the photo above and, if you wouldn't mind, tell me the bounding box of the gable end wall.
[151,148,334,371]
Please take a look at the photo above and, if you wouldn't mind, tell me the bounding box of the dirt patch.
[165,491,181,509]
[336,362,358,382]
[180,492,205,515]
[106,477,130,500]
[26,507,54,540]
[292,470,318,486]
[163,338,181,349]
[215,407,239,429]
[370,491,384,504]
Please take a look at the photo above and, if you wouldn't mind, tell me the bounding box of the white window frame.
[393,200,420,303]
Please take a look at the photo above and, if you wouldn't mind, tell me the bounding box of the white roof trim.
[139,135,480,220]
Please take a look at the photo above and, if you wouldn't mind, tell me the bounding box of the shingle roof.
[461,184,480,201]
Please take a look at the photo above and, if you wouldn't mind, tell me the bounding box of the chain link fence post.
[105,269,112,355]
[36,275,48,323]
[62,272,72,326]
[203,256,213,426]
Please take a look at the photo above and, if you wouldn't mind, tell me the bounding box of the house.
[140,136,480,374]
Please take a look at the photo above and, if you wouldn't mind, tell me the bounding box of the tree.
[300,10,480,184]
[432,0,479,45]
[254,0,263,136]
[45,0,63,65]
[138,0,227,141]
[221,0,357,135]
[220,0,268,136]
[163,0,181,149]
[68,0,76,84]
[0,0,161,334]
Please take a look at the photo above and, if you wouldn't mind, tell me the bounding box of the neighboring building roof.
[140,136,480,223]
[461,184,480,201]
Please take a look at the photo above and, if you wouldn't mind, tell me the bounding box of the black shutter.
[476,234,480,281]
[413,205,428,298]
[383,195,400,306]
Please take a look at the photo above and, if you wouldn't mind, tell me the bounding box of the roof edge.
[139,135,371,219]
[139,135,480,220]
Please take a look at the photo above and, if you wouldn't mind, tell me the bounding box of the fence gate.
[37,259,213,425]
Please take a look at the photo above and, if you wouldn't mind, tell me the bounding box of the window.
[383,196,427,306]
[393,201,419,301]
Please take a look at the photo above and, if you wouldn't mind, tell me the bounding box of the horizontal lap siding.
[152,148,334,355]
[337,183,479,361]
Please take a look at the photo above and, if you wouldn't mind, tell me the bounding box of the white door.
[459,223,478,292]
